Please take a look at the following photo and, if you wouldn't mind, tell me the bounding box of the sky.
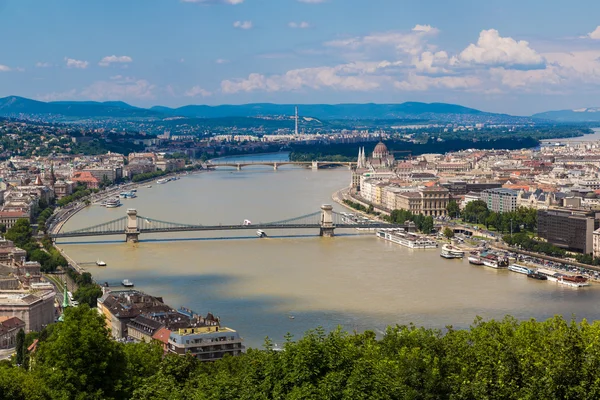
[1,0,600,115]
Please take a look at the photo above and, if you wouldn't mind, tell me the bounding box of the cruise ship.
[535,269,589,287]
[105,198,121,208]
[440,244,464,259]
[508,264,532,275]
[376,229,438,249]
[480,252,509,269]
[468,252,484,265]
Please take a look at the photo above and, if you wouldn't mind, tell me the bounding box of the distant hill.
[0,96,533,124]
[152,102,487,120]
[533,108,600,122]
[0,96,162,119]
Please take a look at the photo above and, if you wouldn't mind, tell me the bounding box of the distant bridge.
[51,206,402,242]
[207,160,356,171]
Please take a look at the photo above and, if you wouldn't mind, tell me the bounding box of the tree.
[421,216,434,234]
[0,224,6,234]
[73,284,103,308]
[446,200,460,219]
[33,305,127,400]
[443,227,455,239]
[4,219,33,248]
[15,329,25,367]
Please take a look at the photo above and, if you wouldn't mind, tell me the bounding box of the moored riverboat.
[376,229,438,249]
[440,244,464,259]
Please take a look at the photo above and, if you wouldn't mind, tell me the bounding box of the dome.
[372,141,389,158]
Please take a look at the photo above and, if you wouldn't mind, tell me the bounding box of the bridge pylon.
[311,161,319,170]
[125,208,140,243]
[319,204,335,237]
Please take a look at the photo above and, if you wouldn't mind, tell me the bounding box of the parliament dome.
[372,141,389,159]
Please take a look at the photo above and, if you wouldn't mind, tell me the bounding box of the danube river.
[59,154,600,348]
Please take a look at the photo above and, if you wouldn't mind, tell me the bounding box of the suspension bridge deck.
[50,207,404,240]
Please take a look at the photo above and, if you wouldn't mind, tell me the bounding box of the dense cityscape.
[5,0,600,398]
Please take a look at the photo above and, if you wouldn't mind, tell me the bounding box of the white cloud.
[297,0,326,3]
[325,25,439,56]
[233,20,253,29]
[185,86,212,97]
[216,58,230,64]
[221,61,401,94]
[0,65,10,72]
[394,73,481,91]
[288,21,310,29]
[588,26,600,40]
[458,29,545,69]
[413,51,453,73]
[65,58,89,69]
[35,62,53,68]
[99,55,133,67]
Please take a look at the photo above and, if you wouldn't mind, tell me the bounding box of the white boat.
[256,229,267,238]
[376,228,438,249]
[480,252,509,269]
[119,192,128,198]
[121,279,134,288]
[508,264,531,275]
[147,185,152,188]
[243,219,252,226]
[157,178,169,184]
[105,198,121,208]
[440,244,464,259]
[96,259,107,267]
[468,254,484,265]
[130,189,137,193]
[558,275,589,288]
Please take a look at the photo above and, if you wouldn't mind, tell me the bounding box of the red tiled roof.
[152,327,171,344]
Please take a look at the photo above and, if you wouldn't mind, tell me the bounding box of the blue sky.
[1,0,600,115]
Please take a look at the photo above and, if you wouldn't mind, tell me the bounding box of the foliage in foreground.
[3,306,600,399]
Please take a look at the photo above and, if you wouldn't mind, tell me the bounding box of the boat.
[559,275,589,288]
[508,264,532,275]
[468,252,484,265]
[157,178,169,184]
[96,260,107,267]
[440,244,464,259]
[147,185,152,188]
[130,189,137,193]
[288,315,295,320]
[121,279,134,288]
[527,272,548,280]
[243,219,252,226]
[119,192,128,198]
[105,198,121,208]
[536,268,561,282]
[256,229,267,238]
[480,252,509,269]
[376,228,438,249]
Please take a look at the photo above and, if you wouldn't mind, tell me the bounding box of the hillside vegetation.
[3,306,600,399]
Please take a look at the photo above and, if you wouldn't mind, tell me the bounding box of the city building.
[168,325,244,361]
[481,188,518,213]
[0,289,55,332]
[0,316,25,349]
[537,208,599,254]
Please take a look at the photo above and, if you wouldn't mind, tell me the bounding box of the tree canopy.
[0,308,599,399]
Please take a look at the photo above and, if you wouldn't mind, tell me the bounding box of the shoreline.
[51,167,210,273]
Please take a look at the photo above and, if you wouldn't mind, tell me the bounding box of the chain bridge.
[207,160,356,171]
[51,205,402,242]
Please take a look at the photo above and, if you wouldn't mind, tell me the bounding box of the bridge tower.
[319,204,335,237]
[311,161,319,170]
[125,208,140,243]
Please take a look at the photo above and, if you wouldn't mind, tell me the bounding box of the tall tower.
[295,106,299,136]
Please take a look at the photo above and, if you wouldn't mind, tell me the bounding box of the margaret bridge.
[207,160,356,171]
[51,205,404,242]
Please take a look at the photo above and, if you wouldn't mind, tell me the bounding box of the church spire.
[59,281,69,322]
